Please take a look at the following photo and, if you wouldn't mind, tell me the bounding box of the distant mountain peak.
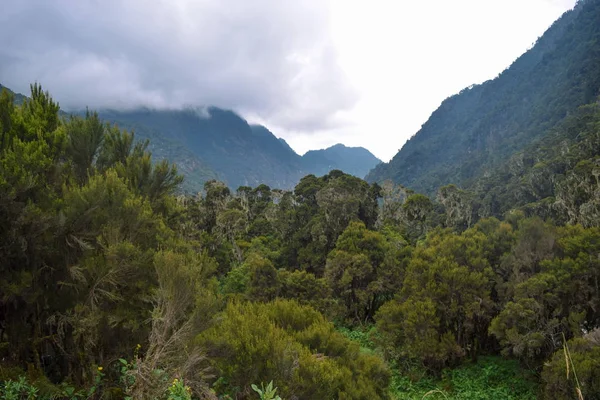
[302,144,381,179]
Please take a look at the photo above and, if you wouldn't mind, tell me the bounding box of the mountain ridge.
[366,0,600,194]
[94,106,381,191]
[0,83,381,192]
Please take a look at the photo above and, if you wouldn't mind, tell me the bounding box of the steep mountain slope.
[97,108,382,191]
[472,101,600,225]
[367,0,600,194]
[302,144,382,178]
[97,107,306,190]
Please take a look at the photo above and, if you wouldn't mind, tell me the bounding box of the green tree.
[197,299,390,399]
[325,221,406,323]
[377,228,494,371]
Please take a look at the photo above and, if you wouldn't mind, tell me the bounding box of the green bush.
[541,335,600,399]
[197,299,390,399]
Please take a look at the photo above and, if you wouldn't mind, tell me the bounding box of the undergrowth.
[337,326,538,399]
[390,356,538,399]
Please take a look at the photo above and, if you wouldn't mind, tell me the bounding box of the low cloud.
[0,0,357,131]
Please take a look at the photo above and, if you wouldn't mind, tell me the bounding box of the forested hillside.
[367,0,600,195]
[471,102,600,223]
[2,84,599,399]
[0,84,31,105]
[96,108,380,192]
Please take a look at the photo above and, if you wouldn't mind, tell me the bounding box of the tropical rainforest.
[2,0,600,399]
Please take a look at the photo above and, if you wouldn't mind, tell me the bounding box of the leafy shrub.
[197,299,390,399]
[541,335,600,399]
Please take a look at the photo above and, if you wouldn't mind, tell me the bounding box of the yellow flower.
[97,366,103,371]
[136,343,141,349]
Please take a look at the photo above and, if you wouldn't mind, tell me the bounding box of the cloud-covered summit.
[0,0,357,131]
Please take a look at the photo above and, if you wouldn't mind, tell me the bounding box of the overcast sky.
[0,0,578,161]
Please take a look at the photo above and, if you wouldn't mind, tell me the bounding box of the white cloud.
[287,0,578,161]
[0,0,578,161]
[0,0,356,130]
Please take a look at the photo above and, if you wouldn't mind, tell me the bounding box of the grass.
[390,356,538,399]
[336,326,539,399]
[337,325,377,354]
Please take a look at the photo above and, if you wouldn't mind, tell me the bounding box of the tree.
[490,224,600,364]
[437,184,478,231]
[325,221,406,323]
[65,110,104,185]
[245,253,280,302]
[377,228,494,371]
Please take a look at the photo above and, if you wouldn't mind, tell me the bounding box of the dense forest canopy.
[1,83,600,399]
[2,3,600,399]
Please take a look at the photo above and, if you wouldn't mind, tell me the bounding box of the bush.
[541,335,600,399]
[197,299,390,399]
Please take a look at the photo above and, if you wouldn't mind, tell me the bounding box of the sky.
[0,0,578,161]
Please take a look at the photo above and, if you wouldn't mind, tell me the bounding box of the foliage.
[167,378,193,400]
[197,299,390,399]
[377,227,494,372]
[0,84,215,399]
[2,76,600,400]
[0,377,39,400]
[368,0,600,195]
[389,357,537,400]
[490,224,600,365]
[541,331,600,399]
[325,221,407,323]
[251,381,282,400]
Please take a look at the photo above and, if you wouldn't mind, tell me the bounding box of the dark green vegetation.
[2,82,600,399]
[95,108,381,193]
[367,0,600,195]
[3,2,600,398]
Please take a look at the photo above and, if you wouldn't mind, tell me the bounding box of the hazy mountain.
[0,83,29,105]
[367,0,600,194]
[93,108,381,192]
[96,107,305,191]
[302,144,381,179]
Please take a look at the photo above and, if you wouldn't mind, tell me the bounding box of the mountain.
[96,107,306,191]
[92,108,381,192]
[302,143,382,178]
[0,90,381,193]
[0,83,29,105]
[367,0,600,195]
